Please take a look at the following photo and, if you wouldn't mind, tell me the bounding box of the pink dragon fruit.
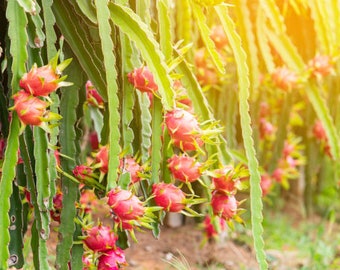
[152,183,186,212]
[283,141,295,158]
[121,156,142,184]
[0,138,6,160]
[73,165,93,180]
[89,131,99,150]
[113,216,134,230]
[54,150,61,167]
[107,187,145,221]
[82,254,93,270]
[203,215,226,239]
[20,64,61,96]
[167,154,202,183]
[95,145,109,174]
[271,67,298,91]
[212,166,239,194]
[313,120,327,141]
[210,25,228,50]
[127,66,158,94]
[83,224,117,252]
[308,55,334,78]
[272,168,284,183]
[165,108,204,151]
[97,248,127,270]
[260,174,273,197]
[86,80,104,107]
[50,190,63,223]
[211,191,237,220]
[259,118,275,139]
[13,90,49,126]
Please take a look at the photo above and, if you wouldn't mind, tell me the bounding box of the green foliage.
[215,6,267,269]
[95,0,120,191]
[55,56,84,270]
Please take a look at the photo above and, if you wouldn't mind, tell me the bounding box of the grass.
[260,211,340,269]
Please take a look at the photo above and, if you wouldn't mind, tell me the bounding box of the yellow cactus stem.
[193,0,224,6]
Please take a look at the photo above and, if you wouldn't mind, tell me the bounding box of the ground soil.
[25,201,318,270]
[123,221,258,270]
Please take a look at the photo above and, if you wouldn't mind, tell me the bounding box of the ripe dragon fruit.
[308,55,334,78]
[313,120,327,141]
[50,190,63,223]
[212,166,240,194]
[260,174,273,197]
[82,254,93,270]
[20,64,60,96]
[259,118,275,139]
[73,165,93,180]
[13,90,49,126]
[210,25,228,50]
[95,145,109,174]
[86,80,104,107]
[211,191,237,220]
[120,156,142,184]
[165,108,204,151]
[203,215,226,239]
[83,224,117,252]
[127,66,158,94]
[271,67,298,91]
[97,248,127,270]
[167,154,202,183]
[0,138,6,160]
[152,183,186,212]
[89,131,99,150]
[107,187,145,221]
[54,150,61,167]
[272,167,284,183]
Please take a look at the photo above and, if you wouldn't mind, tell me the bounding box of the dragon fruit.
[86,80,104,107]
[73,165,93,180]
[95,145,109,174]
[260,174,273,197]
[165,108,204,151]
[203,215,226,239]
[20,64,60,96]
[121,156,142,184]
[308,55,334,78]
[13,90,48,126]
[210,25,228,50]
[127,66,158,94]
[152,183,186,212]
[107,187,145,221]
[97,248,127,270]
[212,166,240,194]
[50,190,63,223]
[271,67,298,91]
[168,154,202,183]
[83,224,117,252]
[211,191,237,220]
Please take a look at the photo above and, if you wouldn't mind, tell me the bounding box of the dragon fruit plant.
[0,1,248,267]
[4,1,339,270]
